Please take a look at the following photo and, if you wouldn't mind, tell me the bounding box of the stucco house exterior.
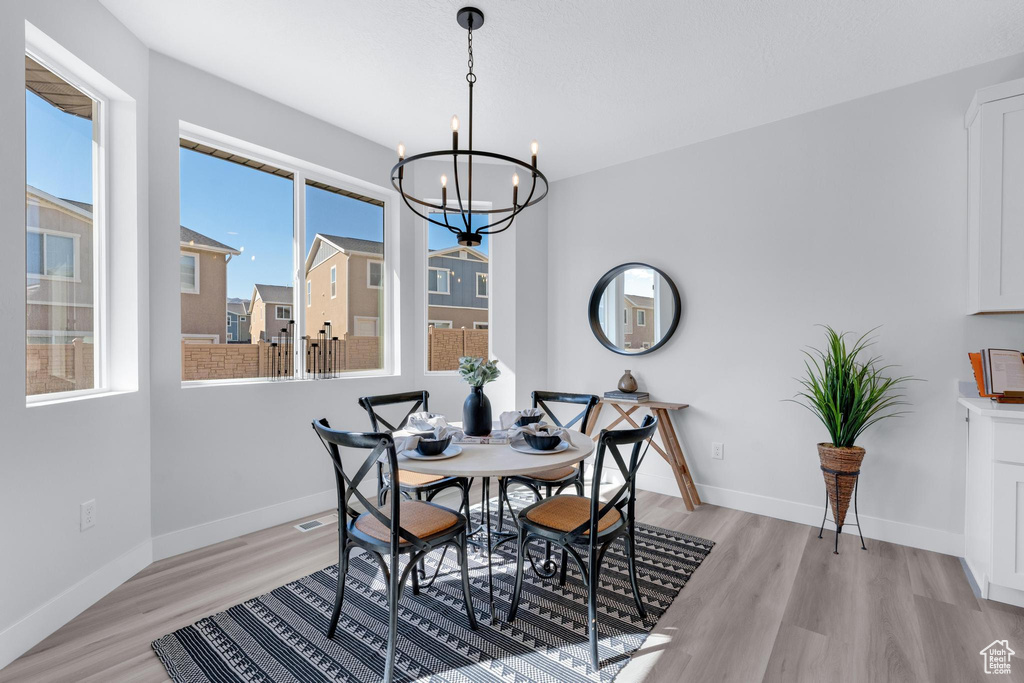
[249,283,294,342]
[623,294,654,350]
[427,245,489,330]
[26,186,95,345]
[226,298,250,343]
[304,234,384,339]
[180,226,241,343]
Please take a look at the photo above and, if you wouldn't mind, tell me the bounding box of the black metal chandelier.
[391,6,548,248]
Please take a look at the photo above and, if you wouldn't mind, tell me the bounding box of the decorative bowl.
[516,414,543,427]
[415,435,452,456]
[523,430,561,451]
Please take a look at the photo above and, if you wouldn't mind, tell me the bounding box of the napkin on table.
[508,422,576,449]
[407,412,449,432]
[498,407,545,430]
[394,424,464,454]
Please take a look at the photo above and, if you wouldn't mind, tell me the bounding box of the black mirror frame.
[588,262,681,356]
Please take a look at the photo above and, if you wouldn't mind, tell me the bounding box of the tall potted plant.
[459,356,500,436]
[790,327,914,542]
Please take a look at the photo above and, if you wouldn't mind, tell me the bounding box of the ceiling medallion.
[391,6,548,247]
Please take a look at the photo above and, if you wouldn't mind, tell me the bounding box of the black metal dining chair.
[506,415,657,672]
[497,391,600,531]
[359,391,471,516]
[312,419,477,683]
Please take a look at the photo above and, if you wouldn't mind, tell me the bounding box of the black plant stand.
[818,466,866,555]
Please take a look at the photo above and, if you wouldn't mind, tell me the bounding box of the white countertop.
[959,396,1024,420]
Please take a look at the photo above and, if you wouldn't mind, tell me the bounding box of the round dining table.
[396,428,594,622]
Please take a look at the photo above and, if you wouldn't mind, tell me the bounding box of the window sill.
[26,388,137,408]
[182,370,398,388]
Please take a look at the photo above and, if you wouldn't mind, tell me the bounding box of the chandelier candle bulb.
[451,115,460,150]
[512,172,519,205]
[397,142,405,180]
[531,140,539,169]
[441,174,448,204]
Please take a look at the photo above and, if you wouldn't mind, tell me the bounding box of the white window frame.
[180,252,199,294]
[27,227,82,282]
[306,279,311,307]
[240,315,246,321]
[25,38,117,406]
[476,271,488,298]
[353,315,379,337]
[179,122,400,386]
[429,320,453,329]
[227,331,234,341]
[330,265,337,299]
[428,267,451,295]
[637,309,646,326]
[367,259,383,289]
[473,322,489,330]
[275,305,292,320]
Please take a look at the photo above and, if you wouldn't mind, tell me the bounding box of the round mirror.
[588,263,681,356]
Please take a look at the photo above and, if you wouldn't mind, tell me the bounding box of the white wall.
[148,55,547,557]
[547,53,1024,555]
[0,0,151,669]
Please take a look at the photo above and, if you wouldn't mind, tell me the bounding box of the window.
[180,131,392,383]
[637,309,646,326]
[227,315,231,325]
[227,332,234,341]
[428,267,450,294]
[426,212,490,371]
[180,253,199,293]
[367,260,383,289]
[25,56,101,398]
[623,309,628,324]
[240,316,246,321]
[305,179,386,374]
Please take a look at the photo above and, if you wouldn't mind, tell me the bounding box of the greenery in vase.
[790,326,916,448]
[458,357,500,388]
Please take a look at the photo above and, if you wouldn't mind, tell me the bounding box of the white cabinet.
[962,397,1024,606]
[966,78,1024,313]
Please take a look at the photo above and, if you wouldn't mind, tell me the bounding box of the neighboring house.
[180,226,241,343]
[226,298,250,343]
[427,246,489,330]
[26,186,94,344]
[623,294,654,350]
[249,283,294,342]
[304,234,384,339]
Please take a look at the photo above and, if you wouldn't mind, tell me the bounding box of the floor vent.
[294,513,338,532]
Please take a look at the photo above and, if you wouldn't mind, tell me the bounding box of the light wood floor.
[3,489,1022,682]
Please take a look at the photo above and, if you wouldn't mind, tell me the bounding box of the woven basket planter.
[817,443,865,528]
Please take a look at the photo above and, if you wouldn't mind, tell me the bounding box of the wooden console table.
[583,398,701,511]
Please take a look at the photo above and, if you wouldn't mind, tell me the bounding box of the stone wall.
[182,335,381,381]
[26,340,94,395]
[427,328,490,371]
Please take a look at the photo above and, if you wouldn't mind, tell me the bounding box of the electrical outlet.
[712,442,724,460]
[80,499,96,531]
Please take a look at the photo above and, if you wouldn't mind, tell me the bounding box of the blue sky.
[28,87,488,302]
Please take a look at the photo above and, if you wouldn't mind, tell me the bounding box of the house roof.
[252,284,293,304]
[317,234,383,255]
[428,245,489,262]
[180,226,241,255]
[625,295,654,308]
[227,300,248,316]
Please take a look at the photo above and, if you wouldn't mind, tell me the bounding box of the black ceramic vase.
[463,386,492,436]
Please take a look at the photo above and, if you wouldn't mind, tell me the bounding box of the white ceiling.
[100,0,1024,180]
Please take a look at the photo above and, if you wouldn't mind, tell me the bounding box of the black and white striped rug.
[152,495,713,682]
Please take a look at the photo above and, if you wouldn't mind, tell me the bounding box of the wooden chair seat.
[395,469,446,486]
[524,495,621,535]
[525,465,578,481]
[355,500,460,544]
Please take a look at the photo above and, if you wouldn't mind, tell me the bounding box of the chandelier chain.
[466,26,476,83]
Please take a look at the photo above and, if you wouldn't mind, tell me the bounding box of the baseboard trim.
[0,538,152,671]
[152,489,336,561]
[636,473,965,557]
